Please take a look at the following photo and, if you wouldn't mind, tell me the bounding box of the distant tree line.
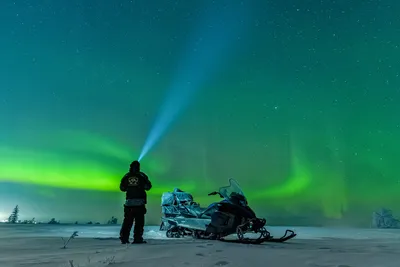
[5,205,118,225]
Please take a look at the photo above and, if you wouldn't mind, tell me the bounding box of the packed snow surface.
[0,224,399,267]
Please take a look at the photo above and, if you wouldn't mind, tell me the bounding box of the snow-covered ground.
[0,224,399,267]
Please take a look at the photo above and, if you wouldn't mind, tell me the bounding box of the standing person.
[119,160,152,244]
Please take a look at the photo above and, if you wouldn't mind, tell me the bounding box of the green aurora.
[1,1,399,226]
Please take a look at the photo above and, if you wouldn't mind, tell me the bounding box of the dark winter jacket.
[119,171,152,206]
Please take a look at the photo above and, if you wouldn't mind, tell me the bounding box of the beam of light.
[139,1,251,161]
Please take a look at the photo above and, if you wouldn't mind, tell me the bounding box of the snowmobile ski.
[219,237,270,244]
[263,229,297,243]
[219,230,297,244]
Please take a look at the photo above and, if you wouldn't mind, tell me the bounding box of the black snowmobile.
[161,179,297,244]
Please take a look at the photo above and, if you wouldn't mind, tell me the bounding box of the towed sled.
[159,179,296,244]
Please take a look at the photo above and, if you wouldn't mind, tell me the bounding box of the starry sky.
[1,0,399,226]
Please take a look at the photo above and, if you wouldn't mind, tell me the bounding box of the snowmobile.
[160,178,297,244]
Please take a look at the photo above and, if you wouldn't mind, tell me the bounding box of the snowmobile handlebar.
[208,191,223,198]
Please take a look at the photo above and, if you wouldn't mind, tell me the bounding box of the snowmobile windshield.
[218,179,247,205]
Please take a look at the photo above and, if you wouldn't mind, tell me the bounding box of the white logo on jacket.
[128,176,139,186]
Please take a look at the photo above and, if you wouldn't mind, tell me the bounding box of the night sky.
[1,0,399,226]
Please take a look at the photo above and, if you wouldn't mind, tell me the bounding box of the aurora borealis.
[1,1,399,226]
